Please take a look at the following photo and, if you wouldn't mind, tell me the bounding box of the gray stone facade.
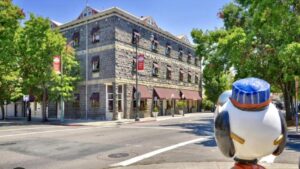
[48,7,201,120]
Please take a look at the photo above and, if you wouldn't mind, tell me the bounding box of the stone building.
[49,6,202,120]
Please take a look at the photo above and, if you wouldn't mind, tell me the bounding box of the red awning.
[154,87,180,100]
[133,85,152,99]
[181,90,202,100]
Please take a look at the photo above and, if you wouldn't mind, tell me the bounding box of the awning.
[91,56,99,62]
[167,66,172,71]
[90,93,99,101]
[154,87,180,100]
[181,90,202,100]
[180,69,184,73]
[133,85,152,99]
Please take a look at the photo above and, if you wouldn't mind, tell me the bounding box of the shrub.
[177,100,187,110]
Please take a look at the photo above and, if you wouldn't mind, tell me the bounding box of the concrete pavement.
[109,162,298,169]
[0,113,299,169]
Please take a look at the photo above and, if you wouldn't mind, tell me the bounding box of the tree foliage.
[17,14,80,121]
[0,0,24,119]
[193,0,300,120]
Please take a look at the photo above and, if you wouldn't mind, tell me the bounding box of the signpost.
[295,76,299,133]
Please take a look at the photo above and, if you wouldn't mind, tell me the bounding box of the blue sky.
[13,0,232,42]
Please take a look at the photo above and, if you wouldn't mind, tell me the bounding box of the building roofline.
[58,7,195,49]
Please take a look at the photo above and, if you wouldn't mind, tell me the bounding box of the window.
[132,29,140,44]
[90,92,99,107]
[178,49,183,61]
[195,57,199,66]
[166,65,172,80]
[140,100,147,111]
[107,85,113,112]
[195,75,199,84]
[73,93,80,107]
[72,32,80,47]
[165,43,171,56]
[132,59,136,74]
[91,26,100,43]
[117,85,123,112]
[188,71,192,83]
[179,69,184,82]
[150,35,158,52]
[91,56,100,72]
[152,62,159,77]
[187,52,192,64]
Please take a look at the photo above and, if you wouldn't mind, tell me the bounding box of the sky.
[13,0,232,42]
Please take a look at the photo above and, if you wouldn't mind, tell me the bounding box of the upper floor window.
[188,71,192,83]
[132,29,140,45]
[166,65,172,80]
[150,35,158,52]
[187,52,192,64]
[165,43,171,56]
[179,69,184,82]
[195,57,199,66]
[90,92,100,107]
[132,59,136,74]
[91,26,100,43]
[72,32,80,47]
[195,75,199,84]
[152,62,159,77]
[178,49,183,61]
[91,56,100,72]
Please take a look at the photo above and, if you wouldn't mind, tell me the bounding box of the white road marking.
[0,126,102,138]
[0,126,65,132]
[259,154,276,163]
[121,126,192,131]
[110,137,211,167]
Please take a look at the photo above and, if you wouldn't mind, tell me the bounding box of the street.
[0,113,299,169]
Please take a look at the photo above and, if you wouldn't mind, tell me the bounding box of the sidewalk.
[0,112,208,127]
[109,162,298,169]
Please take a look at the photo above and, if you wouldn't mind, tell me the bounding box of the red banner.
[137,54,144,71]
[53,56,61,74]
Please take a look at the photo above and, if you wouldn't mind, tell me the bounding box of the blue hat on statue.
[230,77,271,109]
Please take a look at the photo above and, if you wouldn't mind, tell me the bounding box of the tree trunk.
[1,104,4,120]
[283,83,293,121]
[42,87,47,122]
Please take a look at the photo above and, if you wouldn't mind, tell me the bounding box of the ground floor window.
[107,85,113,112]
[140,100,147,111]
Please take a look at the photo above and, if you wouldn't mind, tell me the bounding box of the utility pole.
[85,0,89,120]
[60,52,64,122]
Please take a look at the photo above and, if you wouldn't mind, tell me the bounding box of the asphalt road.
[0,113,299,169]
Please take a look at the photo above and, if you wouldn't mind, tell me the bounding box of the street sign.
[137,54,144,71]
[53,56,61,74]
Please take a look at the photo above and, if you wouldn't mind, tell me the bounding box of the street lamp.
[134,32,140,121]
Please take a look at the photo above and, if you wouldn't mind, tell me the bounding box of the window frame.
[179,69,184,82]
[152,62,159,77]
[166,65,172,80]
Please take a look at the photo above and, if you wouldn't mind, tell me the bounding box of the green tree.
[0,0,24,119]
[18,14,80,121]
[192,29,232,103]
[218,0,300,120]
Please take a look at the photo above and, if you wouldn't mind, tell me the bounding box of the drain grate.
[108,153,129,158]
[0,142,16,146]
[14,167,25,169]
